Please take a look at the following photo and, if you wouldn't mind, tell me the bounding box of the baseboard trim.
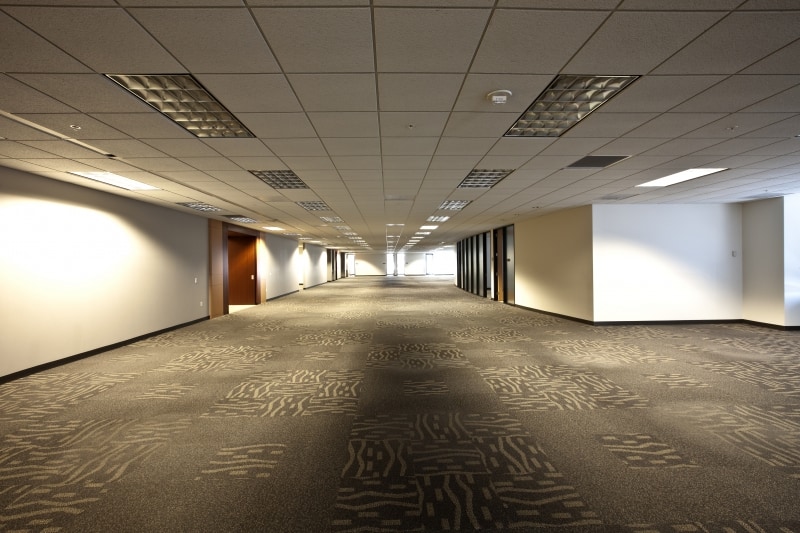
[507,303,799,330]
[0,316,209,385]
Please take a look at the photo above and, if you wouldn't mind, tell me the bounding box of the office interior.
[1,3,800,530]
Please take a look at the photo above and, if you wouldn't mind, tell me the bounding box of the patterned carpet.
[1,276,799,532]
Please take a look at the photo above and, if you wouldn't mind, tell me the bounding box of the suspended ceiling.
[1,0,799,252]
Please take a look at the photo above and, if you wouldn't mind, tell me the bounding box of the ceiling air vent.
[567,155,630,168]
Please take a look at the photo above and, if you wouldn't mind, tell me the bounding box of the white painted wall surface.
[264,235,301,299]
[742,198,785,325]
[593,204,742,322]
[303,243,328,288]
[429,249,456,275]
[354,253,387,276]
[514,207,594,321]
[782,195,800,326]
[0,168,208,377]
[403,253,427,275]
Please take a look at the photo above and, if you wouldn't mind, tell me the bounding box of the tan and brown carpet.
[1,276,799,532]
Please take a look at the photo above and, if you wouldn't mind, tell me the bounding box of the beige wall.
[513,206,594,321]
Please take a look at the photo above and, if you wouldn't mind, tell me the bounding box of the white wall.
[263,234,301,299]
[429,248,456,275]
[403,253,427,276]
[593,204,742,322]
[354,253,387,276]
[742,198,785,325]
[0,168,208,377]
[785,195,800,326]
[303,243,328,288]
[514,207,595,321]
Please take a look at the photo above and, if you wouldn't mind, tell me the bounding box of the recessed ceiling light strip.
[505,75,638,137]
[637,168,727,188]
[105,74,253,138]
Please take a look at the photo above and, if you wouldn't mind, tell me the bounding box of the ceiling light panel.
[637,168,727,187]
[439,200,471,211]
[320,216,343,223]
[505,75,639,137]
[297,201,331,211]
[70,171,158,191]
[177,201,222,212]
[105,74,254,138]
[457,169,515,189]
[250,170,309,189]
[225,215,257,223]
[427,216,450,222]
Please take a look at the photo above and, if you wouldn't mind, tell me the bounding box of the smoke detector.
[486,89,512,105]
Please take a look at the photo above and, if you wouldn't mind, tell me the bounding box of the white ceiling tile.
[239,113,317,138]
[141,139,219,158]
[0,11,90,73]
[91,113,187,139]
[476,156,532,169]
[179,157,241,171]
[486,137,554,156]
[641,138,723,156]
[378,74,464,112]
[130,8,279,73]
[374,8,490,72]
[262,139,327,157]
[742,83,800,113]
[567,11,725,74]
[743,40,800,75]
[253,8,373,72]
[619,1,742,10]
[321,138,381,156]
[566,114,659,138]
[685,113,796,138]
[0,75,76,113]
[599,76,726,113]
[655,12,800,74]
[442,112,518,137]
[434,137,496,156]
[471,10,607,73]
[593,137,669,156]
[11,74,150,114]
[108,157,196,172]
[227,157,286,170]
[624,113,728,138]
[202,138,275,158]
[281,156,336,170]
[744,139,800,156]
[308,113,380,137]
[5,7,182,72]
[382,156,432,170]
[196,75,300,112]
[428,156,481,170]
[382,137,440,156]
[741,114,800,138]
[17,113,130,140]
[693,138,783,156]
[18,140,105,159]
[380,112,450,137]
[331,156,382,170]
[0,141,61,159]
[673,76,800,113]
[289,74,377,112]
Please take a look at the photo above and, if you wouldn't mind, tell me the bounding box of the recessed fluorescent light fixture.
[225,215,257,223]
[177,201,222,212]
[320,216,343,223]
[505,75,639,137]
[250,170,308,189]
[105,74,254,138]
[263,226,284,231]
[70,171,158,191]
[297,201,331,211]
[637,168,727,188]
[427,216,449,222]
[439,200,470,211]
[457,169,514,189]
[420,225,438,230]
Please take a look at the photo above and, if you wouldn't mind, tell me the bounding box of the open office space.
[1,2,800,531]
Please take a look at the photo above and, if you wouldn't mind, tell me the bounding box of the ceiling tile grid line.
[0,3,799,250]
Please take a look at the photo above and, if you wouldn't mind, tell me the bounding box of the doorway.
[493,225,515,304]
[227,232,257,306]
